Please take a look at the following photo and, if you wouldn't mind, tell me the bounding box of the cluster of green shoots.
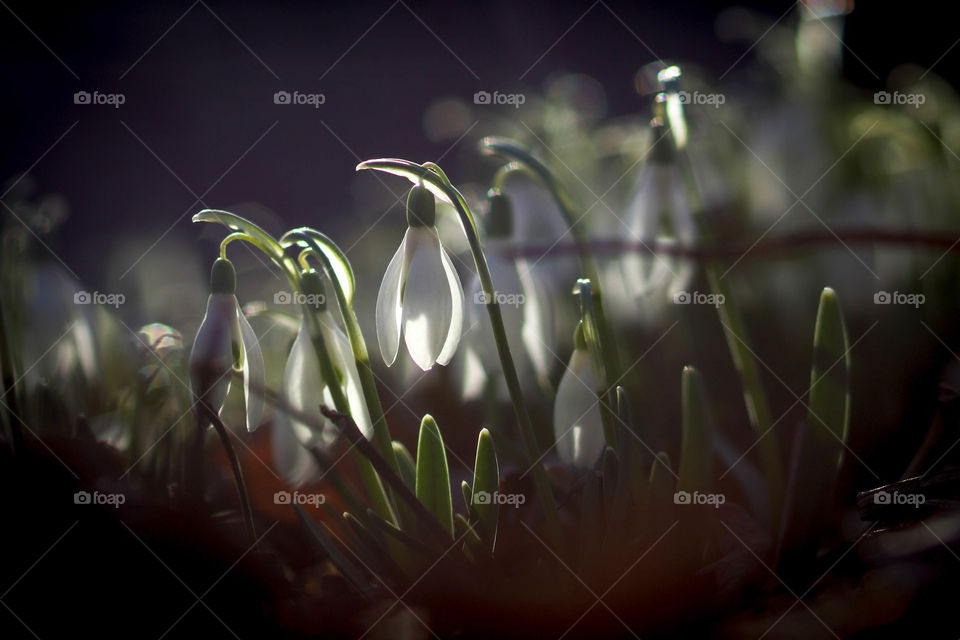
[183,128,852,587]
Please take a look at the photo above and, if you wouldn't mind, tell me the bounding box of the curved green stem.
[301,299,397,526]
[356,158,563,547]
[479,140,622,410]
[193,209,300,288]
[659,92,783,535]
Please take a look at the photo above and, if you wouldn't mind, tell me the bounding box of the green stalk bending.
[280,229,399,475]
[301,298,397,527]
[659,99,784,534]
[481,138,622,393]
[356,158,563,547]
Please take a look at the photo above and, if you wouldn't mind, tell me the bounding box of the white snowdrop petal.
[376,234,407,367]
[519,262,554,381]
[459,343,487,400]
[486,247,524,357]
[237,305,265,432]
[284,321,330,446]
[403,231,452,371]
[435,239,464,367]
[189,294,237,421]
[553,350,605,468]
[271,410,319,486]
[320,316,374,441]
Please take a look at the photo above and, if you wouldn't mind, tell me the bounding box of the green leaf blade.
[415,414,454,537]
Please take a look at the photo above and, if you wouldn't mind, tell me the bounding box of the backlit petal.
[435,239,464,366]
[553,350,605,469]
[237,305,265,432]
[189,293,236,422]
[403,229,453,371]
[376,232,408,366]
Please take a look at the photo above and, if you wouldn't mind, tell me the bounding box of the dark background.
[2,0,956,291]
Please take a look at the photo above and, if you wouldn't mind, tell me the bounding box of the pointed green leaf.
[461,480,473,517]
[392,440,417,490]
[471,427,500,549]
[678,366,714,495]
[415,414,454,537]
[808,287,850,466]
[778,287,851,564]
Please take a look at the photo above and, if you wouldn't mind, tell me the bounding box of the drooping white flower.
[376,185,464,372]
[460,192,554,399]
[272,271,373,484]
[553,324,605,469]
[622,120,696,303]
[189,258,264,432]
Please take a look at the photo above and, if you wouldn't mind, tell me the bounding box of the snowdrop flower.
[622,120,697,304]
[272,270,373,485]
[460,192,553,399]
[189,258,264,432]
[553,323,605,469]
[376,185,464,371]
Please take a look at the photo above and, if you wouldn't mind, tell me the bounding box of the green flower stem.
[194,210,301,289]
[198,400,256,543]
[481,140,622,414]
[193,212,399,531]
[356,158,563,547]
[280,230,400,476]
[660,102,784,534]
[302,301,398,527]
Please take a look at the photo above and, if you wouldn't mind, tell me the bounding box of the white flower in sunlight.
[460,193,554,399]
[189,258,264,432]
[553,324,605,469]
[622,120,697,303]
[273,272,373,484]
[376,185,464,371]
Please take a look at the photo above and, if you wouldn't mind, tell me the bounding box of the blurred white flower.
[553,324,605,469]
[622,123,697,310]
[376,185,464,371]
[273,272,373,485]
[460,193,554,399]
[189,258,264,433]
